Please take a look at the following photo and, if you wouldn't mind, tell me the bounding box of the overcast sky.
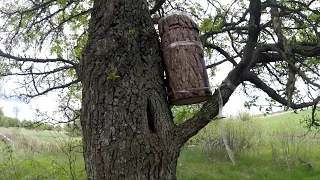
[0,63,270,121]
[0,0,276,121]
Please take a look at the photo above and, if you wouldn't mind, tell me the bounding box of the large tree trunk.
[80,0,180,179]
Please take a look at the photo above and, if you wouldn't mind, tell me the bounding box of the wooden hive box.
[159,12,211,105]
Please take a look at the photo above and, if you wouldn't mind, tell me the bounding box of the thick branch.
[253,52,284,65]
[174,0,262,145]
[292,43,320,57]
[243,71,320,109]
[149,0,166,15]
[173,78,239,145]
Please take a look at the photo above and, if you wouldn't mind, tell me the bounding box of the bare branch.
[204,43,238,66]
[0,0,56,16]
[174,0,262,145]
[0,49,77,67]
[22,79,81,98]
[243,71,320,109]
[0,66,74,76]
[206,59,228,69]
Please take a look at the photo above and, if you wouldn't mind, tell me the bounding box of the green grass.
[177,147,320,180]
[0,109,319,179]
[0,127,71,141]
[0,152,85,180]
[182,109,320,179]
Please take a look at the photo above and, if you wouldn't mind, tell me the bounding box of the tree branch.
[22,79,81,98]
[0,49,77,67]
[243,71,320,109]
[0,0,56,15]
[204,43,238,66]
[206,59,228,69]
[292,43,320,57]
[0,66,74,76]
[255,43,320,88]
[174,0,262,145]
[149,0,166,15]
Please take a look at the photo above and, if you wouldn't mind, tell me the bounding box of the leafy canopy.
[0,0,319,127]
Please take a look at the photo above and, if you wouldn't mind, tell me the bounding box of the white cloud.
[0,99,33,120]
[0,94,60,121]
[0,80,60,121]
[0,0,295,121]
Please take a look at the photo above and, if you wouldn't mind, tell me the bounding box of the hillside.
[0,109,319,179]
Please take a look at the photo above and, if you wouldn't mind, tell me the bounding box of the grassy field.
[0,109,319,179]
[179,109,320,179]
[0,127,70,141]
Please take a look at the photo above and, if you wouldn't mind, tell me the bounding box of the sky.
[0,0,279,121]
[0,63,270,121]
[0,79,60,120]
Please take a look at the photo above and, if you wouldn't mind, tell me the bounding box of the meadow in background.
[0,109,319,180]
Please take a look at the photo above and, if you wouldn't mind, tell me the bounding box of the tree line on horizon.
[0,108,82,135]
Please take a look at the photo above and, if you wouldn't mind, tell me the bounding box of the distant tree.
[0,117,4,127]
[64,120,82,137]
[0,107,4,116]
[2,117,20,128]
[54,125,62,132]
[20,120,31,129]
[0,0,319,179]
[36,122,52,131]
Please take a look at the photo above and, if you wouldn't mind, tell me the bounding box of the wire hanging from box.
[216,85,235,165]
[158,12,235,164]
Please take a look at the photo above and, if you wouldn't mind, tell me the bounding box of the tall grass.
[0,128,84,180]
[182,110,320,179]
[0,110,319,179]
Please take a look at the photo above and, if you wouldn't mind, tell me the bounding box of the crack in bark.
[147,99,156,133]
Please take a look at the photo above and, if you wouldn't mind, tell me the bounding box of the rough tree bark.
[80,0,179,179]
[0,0,318,179]
[80,0,261,179]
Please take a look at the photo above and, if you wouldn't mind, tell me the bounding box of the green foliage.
[199,16,223,33]
[50,40,64,58]
[1,111,320,179]
[128,29,136,35]
[106,67,120,81]
[0,0,319,177]
[172,104,202,124]
[0,116,20,128]
[244,95,259,110]
[0,114,58,131]
[178,110,320,179]
[236,111,252,121]
[64,120,82,137]
[0,108,4,116]
[0,0,89,113]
